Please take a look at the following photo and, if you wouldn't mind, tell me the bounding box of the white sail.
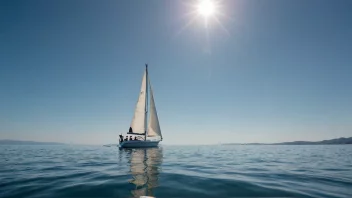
[147,82,162,138]
[130,71,147,134]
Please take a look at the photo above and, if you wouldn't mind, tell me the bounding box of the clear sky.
[1,0,351,145]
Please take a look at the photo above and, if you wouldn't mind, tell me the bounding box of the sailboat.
[119,64,163,148]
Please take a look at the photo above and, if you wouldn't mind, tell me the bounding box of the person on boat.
[129,127,133,133]
[119,134,123,143]
[134,136,138,141]
[124,136,128,141]
[129,136,133,141]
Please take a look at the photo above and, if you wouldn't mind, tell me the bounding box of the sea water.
[0,145,351,198]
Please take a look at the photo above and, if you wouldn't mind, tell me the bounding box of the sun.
[175,0,230,39]
[197,0,216,18]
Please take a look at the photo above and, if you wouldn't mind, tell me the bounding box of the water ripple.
[0,145,351,198]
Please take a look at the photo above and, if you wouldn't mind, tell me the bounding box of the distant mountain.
[224,137,352,145]
[273,137,352,145]
[0,139,65,145]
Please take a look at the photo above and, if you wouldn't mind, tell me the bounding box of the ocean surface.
[0,145,351,198]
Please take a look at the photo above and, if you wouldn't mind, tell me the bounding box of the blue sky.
[1,0,351,145]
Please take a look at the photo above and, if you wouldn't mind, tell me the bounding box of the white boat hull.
[119,140,160,148]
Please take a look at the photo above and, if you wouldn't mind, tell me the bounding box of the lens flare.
[197,0,215,17]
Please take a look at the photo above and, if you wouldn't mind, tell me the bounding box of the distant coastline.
[224,137,352,145]
[2,137,351,146]
[0,139,65,145]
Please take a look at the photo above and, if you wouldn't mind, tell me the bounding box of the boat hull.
[119,140,160,148]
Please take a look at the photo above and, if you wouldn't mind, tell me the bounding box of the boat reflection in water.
[123,147,163,198]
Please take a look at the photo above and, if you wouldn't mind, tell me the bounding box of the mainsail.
[147,82,162,138]
[130,71,147,134]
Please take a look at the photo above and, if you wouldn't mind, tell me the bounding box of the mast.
[144,64,148,141]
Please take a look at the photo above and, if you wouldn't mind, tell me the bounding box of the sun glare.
[175,0,230,49]
[197,0,215,17]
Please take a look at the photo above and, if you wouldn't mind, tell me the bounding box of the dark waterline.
[0,145,351,198]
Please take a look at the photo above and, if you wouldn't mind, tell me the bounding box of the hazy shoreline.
[224,137,352,145]
[0,139,65,145]
[1,137,351,146]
